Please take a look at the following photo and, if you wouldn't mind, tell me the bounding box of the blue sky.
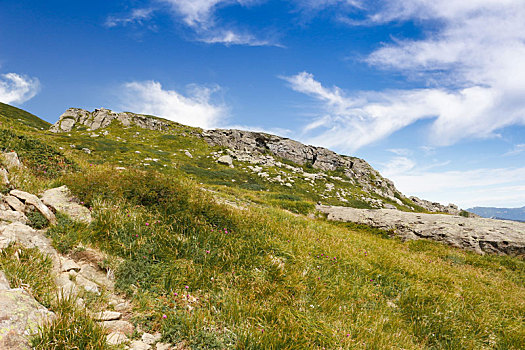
[1,0,524,208]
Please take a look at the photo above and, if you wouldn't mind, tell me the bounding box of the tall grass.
[51,165,525,349]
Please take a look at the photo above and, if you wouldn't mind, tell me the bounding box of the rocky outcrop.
[0,286,55,349]
[409,196,462,215]
[50,108,168,133]
[316,205,525,256]
[202,129,400,200]
[41,186,92,223]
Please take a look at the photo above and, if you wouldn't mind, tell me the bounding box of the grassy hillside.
[0,104,524,349]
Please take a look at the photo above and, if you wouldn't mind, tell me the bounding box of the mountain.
[48,107,463,214]
[467,206,525,222]
[0,104,523,349]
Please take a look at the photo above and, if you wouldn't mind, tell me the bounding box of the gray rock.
[316,205,525,256]
[129,340,152,350]
[9,190,56,225]
[184,150,193,158]
[50,108,168,133]
[75,274,100,294]
[4,196,25,213]
[142,332,161,345]
[60,258,81,272]
[1,152,22,169]
[0,168,9,185]
[409,196,461,215]
[82,148,92,154]
[217,155,234,168]
[202,129,401,200]
[156,343,173,350]
[0,210,27,224]
[107,332,129,345]
[0,288,55,349]
[94,310,121,321]
[0,270,10,290]
[102,320,134,336]
[41,186,92,223]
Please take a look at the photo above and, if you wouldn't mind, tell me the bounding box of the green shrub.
[26,209,49,229]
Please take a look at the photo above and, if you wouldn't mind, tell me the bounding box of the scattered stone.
[184,150,193,158]
[103,320,134,336]
[41,186,92,223]
[142,332,162,345]
[0,270,10,290]
[0,210,27,224]
[4,195,25,213]
[107,332,129,345]
[217,155,234,168]
[60,257,81,272]
[113,302,130,312]
[10,190,56,225]
[94,310,121,321]
[0,288,55,349]
[129,340,152,350]
[50,108,168,133]
[75,274,100,294]
[317,205,525,256]
[0,168,9,185]
[82,148,92,154]
[156,343,173,350]
[1,152,22,169]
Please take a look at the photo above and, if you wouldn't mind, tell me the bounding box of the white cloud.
[504,144,525,156]
[0,73,40,105]
[199,29,278,46]
[105,8,154,27]
[284,1,525,151]
[386,165,525,208]
[120,80,226,129]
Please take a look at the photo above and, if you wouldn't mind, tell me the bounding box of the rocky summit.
[50,107,168,133]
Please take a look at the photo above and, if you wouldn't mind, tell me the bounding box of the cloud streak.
[0,73,40,105]
[120,80,227,129]
[283,1,525,152]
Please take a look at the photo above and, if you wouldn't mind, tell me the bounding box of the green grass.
[47,165,525,349]
[0,103,524,349]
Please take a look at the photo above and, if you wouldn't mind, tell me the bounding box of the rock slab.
[41,186,92,223]
[316,205,525,256]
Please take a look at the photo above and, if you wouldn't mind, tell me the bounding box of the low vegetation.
[0,105,524,349]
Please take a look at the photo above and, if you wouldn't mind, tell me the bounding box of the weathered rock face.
[41,186,92,223]
[0,287,55,349]
[50,108,168,133]
[316,205,525,256]
[202,129,400,200]
[409,196,464,215]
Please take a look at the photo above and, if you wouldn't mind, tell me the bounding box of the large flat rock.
[41,186,92,223]
[316,205,525,256]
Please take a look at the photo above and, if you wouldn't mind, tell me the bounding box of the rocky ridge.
[50,108,168,133]
[316,205,525,256]
[50,107,463,213]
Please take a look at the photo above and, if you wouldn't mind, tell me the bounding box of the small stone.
[184,150,193,158]
[142,332,162,345]
[107,332,129,345]
[75,275,100,294]
[4,195,25,212]
[94,310,121,321]
[0,270,10,290]
[114,302,130,312]
[61,258,81,272]
[217,155,234,168]
[129,340,152,350]
[10,190,56,225]
[156,343,173,350]
[0,168,9,185]
[103,320,134,336]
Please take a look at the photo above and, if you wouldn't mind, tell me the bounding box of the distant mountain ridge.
[467,206,525,222]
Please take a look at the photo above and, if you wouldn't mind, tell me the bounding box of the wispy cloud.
[0,73,40,105]
[119,80,227,129]
[283,1,525,152]
[385,164,525,208]
[504,144,525,156]
[107,0,279,46]
[105,8,155,28]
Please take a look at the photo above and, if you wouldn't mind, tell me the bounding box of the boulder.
[9,190,56,225]
[1,152,22,169]
[217,155,234,168]
[4,196,25,213]
[40,186,92,223]
[0,288,55,349]
[0,210,27,225]
[316,205,525,256]
[0,168,9,185]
